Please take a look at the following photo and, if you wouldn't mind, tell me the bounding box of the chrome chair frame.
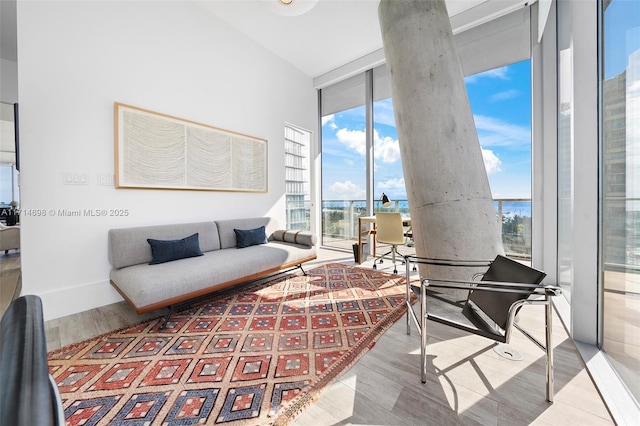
[404,255,562,403]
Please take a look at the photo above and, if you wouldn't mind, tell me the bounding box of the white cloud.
[322,114,337,129]
[335,128,401,163]
[375,130,401,163]
[373,98,396,127]
[491,89,520,101]
[335,128,366,155]
[329,180,366,200]
[377,177,406,194]
[483,67,509,79]
[465,66,509,84]
[482,148,502,175]
[473,114,530,147]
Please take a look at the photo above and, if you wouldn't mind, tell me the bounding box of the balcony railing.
[322,198,532,259]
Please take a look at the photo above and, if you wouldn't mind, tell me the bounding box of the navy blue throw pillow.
[147,233,204,265]
[234,226,268,248]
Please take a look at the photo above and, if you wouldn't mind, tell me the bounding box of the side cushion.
[109,222,219,269]
[271,230,317,247]
[147,233,204,264]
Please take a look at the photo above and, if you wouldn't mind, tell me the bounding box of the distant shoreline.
[321,199,533,218]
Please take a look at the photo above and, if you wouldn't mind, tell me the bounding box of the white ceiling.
[194,0,533,79]
[0,0,532,79]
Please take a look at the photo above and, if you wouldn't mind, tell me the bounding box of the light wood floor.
[291,250,614,426]
[7,248,615,425]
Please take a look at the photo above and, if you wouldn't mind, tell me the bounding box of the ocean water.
[322,199,532,218]
[493,201,532,218]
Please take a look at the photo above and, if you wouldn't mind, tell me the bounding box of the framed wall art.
[114,103,268,192]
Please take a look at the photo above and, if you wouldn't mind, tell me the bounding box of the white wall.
[1,58,18,103]
[16,1,316,320]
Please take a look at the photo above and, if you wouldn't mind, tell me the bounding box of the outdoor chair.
[373,212,408,274]
[403,254,562,402]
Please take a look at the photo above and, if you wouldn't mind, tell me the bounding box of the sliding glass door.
[319,7,533,257]
[466,60,532,258]
[320,73,367,250]
[373,66,407,215]
[600,0,640,403]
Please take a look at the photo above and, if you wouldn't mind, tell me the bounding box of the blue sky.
[604,0,640,79]
[322,60,532,201]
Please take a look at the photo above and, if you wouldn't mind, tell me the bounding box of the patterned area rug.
[48,263,407,425]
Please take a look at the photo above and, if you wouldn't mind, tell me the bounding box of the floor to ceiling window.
[284,124,311,231]
[319,7,533,257]
[466,60,532,258]
[601,0,640,403]
[320,73,367,249]
[320,60,533,254]
[557,0,574,302]
[0,102,19,223]
[372,65,407,215]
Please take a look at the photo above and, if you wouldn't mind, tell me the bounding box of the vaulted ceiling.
[195,0,532,78]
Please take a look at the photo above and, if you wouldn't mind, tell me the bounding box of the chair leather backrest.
[468,255,547,330]
[375,212,406,245]
[0,295,63,426]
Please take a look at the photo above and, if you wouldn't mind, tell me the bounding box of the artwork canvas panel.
[232,136,267,190]
[115,103,268,192]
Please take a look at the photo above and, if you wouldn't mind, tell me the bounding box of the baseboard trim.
[555,296,640,425]
[36,280,123,321]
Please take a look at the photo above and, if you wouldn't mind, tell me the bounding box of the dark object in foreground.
[0,295,65,426]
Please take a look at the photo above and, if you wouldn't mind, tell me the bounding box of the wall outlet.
[97,173,114,186]
[63,172,89,185]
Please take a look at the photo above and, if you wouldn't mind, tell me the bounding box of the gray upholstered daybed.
[108,217,317,322]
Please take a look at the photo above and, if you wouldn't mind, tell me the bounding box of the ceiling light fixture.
[270,0,319,16]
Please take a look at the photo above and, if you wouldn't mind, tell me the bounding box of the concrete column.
[378,0,504,281]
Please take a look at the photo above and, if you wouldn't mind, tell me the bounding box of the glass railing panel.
[321,198,532,259]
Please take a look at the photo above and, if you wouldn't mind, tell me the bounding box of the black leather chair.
[404,255,562,402]
[0,295,65,426]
